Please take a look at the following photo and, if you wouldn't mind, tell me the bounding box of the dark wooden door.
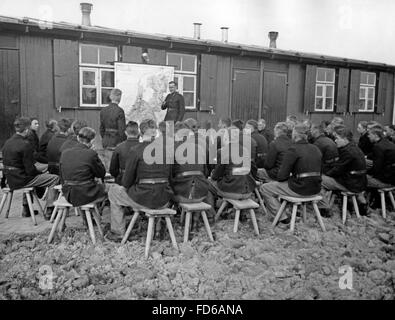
[231,68,260,121]
[0,49,20,149]
[262,71,288,129]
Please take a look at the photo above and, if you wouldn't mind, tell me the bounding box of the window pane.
[367,99,374,110]
[325,98,333,110]
[83,71,96,85]
[167,54,181,71]
[316,85,323,97]
[367,73,375,85]
[360,72,368,85]
[316,69,325,82]
[359,99,366,110]
[101,70,114,87]
[184,92,194,107]
[359,87,365,99]
[368,87,374,99]
[99,47,116,65]
[173,75,179,88]
[182,55,195,72]
[326,85,334,98]
[325,70,335,82]
[183,76,195,91]
[315,97,323,110]
[82,88,97,104]
[81,46,98,64]
[101,89,112,105]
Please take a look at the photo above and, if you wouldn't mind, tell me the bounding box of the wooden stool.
[340,192,361,224]
[378,187,395,219]
[255,181,269,215]
[50,185,79,223]
[179,202,214,243]
[121,208,178,258]
[0,187,44,226]
[215,198,260,235]
[272,195,326,233]
[47,197,103,244]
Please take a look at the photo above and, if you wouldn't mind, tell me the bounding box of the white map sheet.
[114,63,174,124]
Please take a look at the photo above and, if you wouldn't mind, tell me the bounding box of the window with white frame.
[315,68,335,111]
[166,52,197,109]
[358,72,376,112]
[79,44,117,107]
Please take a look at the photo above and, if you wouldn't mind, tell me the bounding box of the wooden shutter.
[200,54,218,111]
[53,39,79,109]
[122,45,141,63]
[385,73,394,116]
[349,69,361,113]
[376,72,388,114]
[303,64,317,113]
[336,68,349,113]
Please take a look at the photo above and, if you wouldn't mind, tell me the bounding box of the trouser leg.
[24,173,59,208]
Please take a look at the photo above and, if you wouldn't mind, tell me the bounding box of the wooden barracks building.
[0,3,394,148]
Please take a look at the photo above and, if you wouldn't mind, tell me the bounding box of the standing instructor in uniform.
[161,81,185,123]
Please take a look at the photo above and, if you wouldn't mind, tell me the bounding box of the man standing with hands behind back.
[161,81,185,123]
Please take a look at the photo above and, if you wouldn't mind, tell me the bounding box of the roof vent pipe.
[221,27,229,43]
[80,3,93,27]
[268,31,278,48]
[193,23,202,39]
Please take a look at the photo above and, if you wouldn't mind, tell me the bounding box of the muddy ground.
[0,202,394,300]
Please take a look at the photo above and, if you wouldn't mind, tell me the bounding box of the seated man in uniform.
[109,121,140,185]
[257,118,274,144]
[320,125,368,216]
[60,127,107,208]
[260,122,292,182]
[310,123,339,175]
[36,119,58,164]
[47,119,71,175]
[245,119,268,168]
[106,119,173,242]
[60,120,88,153]
[260,122,322,223]
[2,117,59,219]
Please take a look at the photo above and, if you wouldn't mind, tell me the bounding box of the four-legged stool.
[340,192,361,224]
[272,195,326,233]
[121,208,179,258]
[179,202,214,242]
[0,187,44,226]
[215,198,260,235]
[378,187,395,219]
[254,181,269,216]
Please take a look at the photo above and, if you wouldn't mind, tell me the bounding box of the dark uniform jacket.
[99,103,127,149]
[258,128,274,145]
[263,135,292,181]
[122,140,173,209]
[60,143,106,207]
[161,92,185,122]
[2,134,40,190]
[278,140,322,196]
[26,130,39,153]
[171,138,209,201]
[368,138,395,185]
[251,131,268,168]
[326,142,367,193]
[211,142,256,195]
[313,134,339,174]
[358,133,373,159]
[47,133,68,175]
[59,135,78,154]
[36,129,55,163]
[109,137,140,185]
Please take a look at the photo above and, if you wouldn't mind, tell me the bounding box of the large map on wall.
[114,62,174,124]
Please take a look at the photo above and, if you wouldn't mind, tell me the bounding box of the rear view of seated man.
[47,118,71,175]
[2,117,59,219]
[260,122,323,223]
[107,119,173,242]
[109,121,140,185]
[245,119,268,168]
[60,127,107,209]
[59,120,88,153]
[320,125,368,216]
[366,124,395,188]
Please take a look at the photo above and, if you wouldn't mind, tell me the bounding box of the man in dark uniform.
[59,120,88,153]
[245,120,268,168]
[100,88,127,171]
[320,125,368,216]
[60,127,107,207]
[109,121,140,185]
[2,117,59,218]
[357,121,373,157]
[26,117,40,155]
[161,81,185,123]
[260,122,292,182]
[47,119,71,175]
[36,119,58,164]
[310,123,339,174]
[258,119,274,144]
[366,125,395,188]
[107,119,173,241]
[260,122,323,223]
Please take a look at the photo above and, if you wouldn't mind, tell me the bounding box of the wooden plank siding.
[336,68,349,114]
[286,63,305,118]
[303,65,317,112]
